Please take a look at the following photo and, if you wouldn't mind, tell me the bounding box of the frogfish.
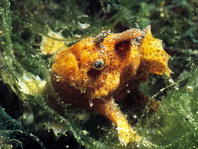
[40,26,171,146]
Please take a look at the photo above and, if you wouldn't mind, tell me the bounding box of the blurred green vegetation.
[0,0,197,148]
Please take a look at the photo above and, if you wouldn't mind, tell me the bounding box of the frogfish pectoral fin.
[91,97,141,146]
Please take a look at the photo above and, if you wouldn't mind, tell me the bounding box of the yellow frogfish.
[41,26,171,146]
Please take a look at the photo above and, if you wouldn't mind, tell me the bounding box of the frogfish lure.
[40,26,172,146]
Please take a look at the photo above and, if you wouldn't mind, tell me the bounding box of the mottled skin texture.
[44,26,171,145]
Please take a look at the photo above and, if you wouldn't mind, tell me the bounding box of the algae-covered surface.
[0,0,197,148]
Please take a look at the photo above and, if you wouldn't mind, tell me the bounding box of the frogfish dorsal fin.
[140,27,172,76]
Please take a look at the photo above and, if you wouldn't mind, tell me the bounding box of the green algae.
[140,66,198,149]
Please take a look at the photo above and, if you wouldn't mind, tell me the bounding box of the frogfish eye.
[93,60,104,70]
